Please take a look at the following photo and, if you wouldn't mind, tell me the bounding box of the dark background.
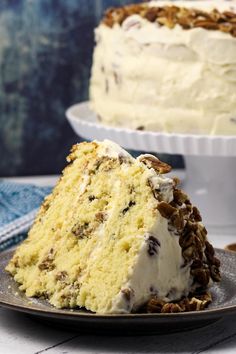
[0,0,182,177]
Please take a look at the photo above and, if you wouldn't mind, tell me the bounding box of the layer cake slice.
[6,140,220,313]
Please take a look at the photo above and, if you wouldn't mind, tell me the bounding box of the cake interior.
[6,142,159,312]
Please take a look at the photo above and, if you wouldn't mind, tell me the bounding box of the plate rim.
[1,248,236,321]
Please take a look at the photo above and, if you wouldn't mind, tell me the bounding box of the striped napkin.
[0,181,52,251]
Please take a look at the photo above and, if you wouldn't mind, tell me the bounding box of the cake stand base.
[184,156,236,233]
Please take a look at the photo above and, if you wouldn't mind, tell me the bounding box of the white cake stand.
[66,102,236,233]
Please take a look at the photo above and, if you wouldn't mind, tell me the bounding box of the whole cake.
[90,1,236,135]
[6,140,220,313]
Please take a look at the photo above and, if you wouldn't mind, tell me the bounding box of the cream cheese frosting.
[90,1,236,135]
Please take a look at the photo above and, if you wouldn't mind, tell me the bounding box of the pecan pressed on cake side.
[138,155,221,314]
[102,4,236,38]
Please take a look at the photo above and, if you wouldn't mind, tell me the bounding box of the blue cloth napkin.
[0,181,52,251]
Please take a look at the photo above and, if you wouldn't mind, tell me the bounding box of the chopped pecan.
[38,258,55,271]
[146,235,161,256]
[102,4,236,38]
[193,20,219,30]
[121,288,134,301]
[204,241,215,261]
[38,248,55,271]
[170,211,185,231]
[146,297,165,313]
[191,268,210,287]
[136,125,145,131]
[161,303,182,313]
[144,7,158,22]
[71,222,90,238]
[173,189,188,205]
[157,201,176,219]
[139,155,171,174]
[210,265,221,282]
[55,271,68,281]
[147,178,161,201]
[95,212,107,222]
[191,206,202,222]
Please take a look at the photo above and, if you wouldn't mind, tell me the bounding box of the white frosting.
[111,166,192,313]
[90,1,236,135]
[96,139,131,159]
[96,141,193,313]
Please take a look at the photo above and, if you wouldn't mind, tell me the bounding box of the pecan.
[212,256,221,267]
[178,17,192,29]
[38,249,55,271]
[146,297,165,313]
[144,291,212,313]
[193,20,219,30]
[147,179,161,201]
[191,259,203,269]
[172,177,180,187]
[179,207,190,219]
[179,231,195,249]
[173,189,188,205]
[191,206,202,222]
[210,265,221,282]
[71,222,90,238]
[55,271,68,281]
[182,245,195,261]
[170,211,185,231]
[139,155,171,174]
[188,297,202,311]
[146,235,161,256]
[95,212,107,222]
[191,268,210,287]
[204,241,215,261]
[157,16,175,28]
[38,258,55,271]
[157,201,176,219]
[144,7,158,22]
[184,220,198,234]
[194,291,212,305]
[196,227,206,244]
[223,11,236,19]
[219,23,233,33]
[161,303,182,313]
[121,288,134,301]
[136,125,145,131]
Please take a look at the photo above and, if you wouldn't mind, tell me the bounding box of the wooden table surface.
[1,175,236,354]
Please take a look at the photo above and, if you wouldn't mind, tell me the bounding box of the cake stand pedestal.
[184,156,236,233]
[66,102,236,233]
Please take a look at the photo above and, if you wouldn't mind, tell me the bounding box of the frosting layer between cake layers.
[90,1,236,135]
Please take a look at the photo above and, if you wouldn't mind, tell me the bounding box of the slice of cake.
[90,1,236,134]
[6,140,220,313]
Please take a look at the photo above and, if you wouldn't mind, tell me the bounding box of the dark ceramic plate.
[0,249,236,335]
